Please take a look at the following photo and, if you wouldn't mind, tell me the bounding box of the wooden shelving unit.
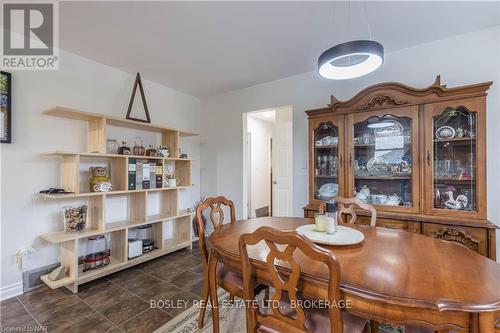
[40,106,198,292]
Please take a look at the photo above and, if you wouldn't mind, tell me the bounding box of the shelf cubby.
[40,106,198,292]
[78,155,128,193]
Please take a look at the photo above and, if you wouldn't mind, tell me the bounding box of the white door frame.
[242,114,250,219]
[242,107,293,219]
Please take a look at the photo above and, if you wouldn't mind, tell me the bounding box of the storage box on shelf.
[40,107,198,292]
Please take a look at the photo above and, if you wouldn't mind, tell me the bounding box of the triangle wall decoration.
[126,72,151,123]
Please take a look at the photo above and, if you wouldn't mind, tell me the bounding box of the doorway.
[243,106,293,218]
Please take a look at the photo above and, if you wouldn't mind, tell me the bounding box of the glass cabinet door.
[311,120,342,202]
[424,99,486,218]
[347,107,419,213]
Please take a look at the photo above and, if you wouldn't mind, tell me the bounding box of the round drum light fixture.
[318,40,384,80]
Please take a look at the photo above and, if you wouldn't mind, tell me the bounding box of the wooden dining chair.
[239,226,369,333]
[319,197,377,227]
[320,197,377,332]
[195,196,269,329]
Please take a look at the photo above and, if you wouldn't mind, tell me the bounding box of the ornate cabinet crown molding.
[305,75,492,117]
[356,95,408,111]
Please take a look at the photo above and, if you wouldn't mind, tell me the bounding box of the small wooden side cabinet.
[304,76,497,260]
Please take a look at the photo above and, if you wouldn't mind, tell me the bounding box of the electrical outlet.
[16,247,36,269]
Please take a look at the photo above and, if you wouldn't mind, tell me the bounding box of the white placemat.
[296,224,364,246]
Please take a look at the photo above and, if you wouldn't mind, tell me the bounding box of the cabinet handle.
[349,154,352,167]
[339,154,342,165]
[426,150,431,167]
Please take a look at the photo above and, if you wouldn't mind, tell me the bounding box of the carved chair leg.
[371,320,379,333]
[208,251,220,333]
[197,272,210,329]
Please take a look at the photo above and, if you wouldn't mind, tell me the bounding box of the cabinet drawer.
[356,216,420,232]
[422,223,488,256]
[377,218,409,231]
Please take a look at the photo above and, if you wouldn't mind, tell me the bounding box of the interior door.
[272,121,292,216]
[309,116,345,205]
[346,106,420,213]
[423,97,486,219]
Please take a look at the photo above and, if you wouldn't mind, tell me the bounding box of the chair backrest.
[320,197,377,227]
[195,196,236,269]
[239,226,342,333]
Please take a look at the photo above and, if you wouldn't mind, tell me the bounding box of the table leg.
[478,312,494,333]
[470,313,479,333]
[208,250,220,333]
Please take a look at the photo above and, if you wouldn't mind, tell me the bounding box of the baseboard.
[0,281,23,301]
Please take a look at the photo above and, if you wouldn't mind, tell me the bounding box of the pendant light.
[318,2,384,80]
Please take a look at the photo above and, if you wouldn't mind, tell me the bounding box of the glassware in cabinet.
[347,107,419,212]
[311,120,341,202]
[423,98,486,219]
[431,107,478,212]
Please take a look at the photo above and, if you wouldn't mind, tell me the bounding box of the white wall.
[0,49,201,296]
[200,26,500,257]
[247,117,272,217]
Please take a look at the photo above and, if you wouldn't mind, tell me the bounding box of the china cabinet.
[304,76,497,259]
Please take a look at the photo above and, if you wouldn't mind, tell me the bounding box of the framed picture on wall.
[1,71,12,143]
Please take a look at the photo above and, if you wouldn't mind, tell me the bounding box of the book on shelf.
[142,162,150,189]
[149,161,156,189]
[128,158,136,190]
[136,160,143,190]
[155,162,163,188]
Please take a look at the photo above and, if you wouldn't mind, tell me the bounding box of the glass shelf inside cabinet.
[314,122,339,201]
[353,116,412,207]
[433,107,476,211]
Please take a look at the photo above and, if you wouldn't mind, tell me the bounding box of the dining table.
[207,217,500,333]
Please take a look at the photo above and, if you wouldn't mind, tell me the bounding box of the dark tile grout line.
[116,308,159,331]
[15,288,82,330]
[3,248,200,332]
[78,250,201,327]
[139,267,203,301]
[79,296,126,333]
[15,295,44,330]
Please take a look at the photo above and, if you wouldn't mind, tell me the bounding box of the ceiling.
[60,1,500,97]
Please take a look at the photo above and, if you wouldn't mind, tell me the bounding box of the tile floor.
[0,243,203,333]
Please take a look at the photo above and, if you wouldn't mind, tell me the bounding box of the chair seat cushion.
[217,262,244,290]
[258,294,368,333]
[259,311,367,333]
